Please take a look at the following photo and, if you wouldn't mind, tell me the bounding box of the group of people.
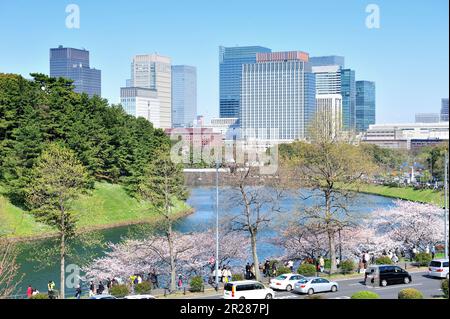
[210,265,233,284]
[26,285,40,298]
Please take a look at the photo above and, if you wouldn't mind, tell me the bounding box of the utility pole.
[215,160,220,290]
[444,152,448,259]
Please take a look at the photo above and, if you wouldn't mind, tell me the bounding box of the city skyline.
[0,0,448,124]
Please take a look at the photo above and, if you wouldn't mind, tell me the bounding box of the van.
[365,265,412,287]
[428,259,449,279]
[223,280,275,299]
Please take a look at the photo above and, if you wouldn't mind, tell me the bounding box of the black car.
[365,265,412,287]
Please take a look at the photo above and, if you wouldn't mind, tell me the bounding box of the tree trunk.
[60,231,65,299]
[167,223,176,292]
[328,229,337,274]
[250,231,261,281]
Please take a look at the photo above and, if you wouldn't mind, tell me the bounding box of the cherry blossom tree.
[83,231,248,285]
[370,200,446,252]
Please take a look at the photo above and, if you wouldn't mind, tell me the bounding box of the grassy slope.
[345,183,444,206]
[0,182,191,239]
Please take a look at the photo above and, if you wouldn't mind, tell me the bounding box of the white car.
[223,280,275,299]
[293,277,339,295]
[89,294,117,299]
[428,259,449,279]
[123,294,156,299]
[269,274,305,291]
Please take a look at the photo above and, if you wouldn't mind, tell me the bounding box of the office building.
[219,45,272,119]
[120,87,161,128]
[210,118,240,140]
[241,51,316,142]
[355,81,375,132]
[362,122,449,150]
[171,65,197,128]
[316,94,343,138]
[341,69,356,131]
[310,55,345,68]
[130,54,172,128]
[415,113,441,123]
[441,98,449,122]
[50,45,101,97]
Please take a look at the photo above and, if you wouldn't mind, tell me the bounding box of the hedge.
[351,291,380,299]
[398,288,424,299]
[297,264,317,276]
[109,284,129,298]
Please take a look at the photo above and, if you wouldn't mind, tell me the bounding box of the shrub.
[297,264,317,276]
[276,266,291,276]
[414,252,432,267]
[375,256,392,265]
[442,279,448,299]
[231,274,244,281]
[324,259,331,269]
[398,288,424,299]
[351,291,380,299]
[109,284,129,298]
[189,276,203,292]
[340,259,356,274]
[30,293,49,299]
[134,281,152,295]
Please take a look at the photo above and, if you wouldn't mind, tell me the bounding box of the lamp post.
[444,152,448,259]
[215,160,220,290]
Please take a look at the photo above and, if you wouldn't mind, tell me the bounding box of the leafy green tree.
[25,143,91,299]
[136,147,188,291]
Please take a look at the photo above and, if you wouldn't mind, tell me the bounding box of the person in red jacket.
[26,285,33,299]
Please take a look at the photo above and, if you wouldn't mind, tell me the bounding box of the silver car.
[293,277,339,295]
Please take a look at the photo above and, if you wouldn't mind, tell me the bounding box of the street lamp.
[215,159,220,290]
[444,152,448,259]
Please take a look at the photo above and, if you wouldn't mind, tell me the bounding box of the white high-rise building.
[312,65,343,137]
[120,87,161,128]
[131,54,172,128]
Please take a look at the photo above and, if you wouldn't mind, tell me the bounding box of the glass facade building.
[341,69,356,131]
[310,56,345,68]
[356,81,376,132]
[441,98,449,122]
[50,46,101,97]
[171,65,197,128]
[219,46,272,119]
[241,52,316,141]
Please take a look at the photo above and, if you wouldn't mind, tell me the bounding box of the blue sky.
[0,0,448,124]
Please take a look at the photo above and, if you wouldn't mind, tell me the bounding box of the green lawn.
[345,184,445,206]
[0,182,191,239]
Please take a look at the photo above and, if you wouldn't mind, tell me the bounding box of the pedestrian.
[47,280,56,299]
[250,263,256,279]
[412,247,418,260]
[336,257,340,269]
[318,256,325,273]
[425,246,430,255]
[431,245,436,259]
[32,289,39,297]
[287,260,294,272]
[150,270,159,289]
[392,254,399,264]
[89,281,95,297]
[97,281,104,295]
[245,263,251,279]
[26,285,33,299]
[75,285,82,299]
[264,260,270,277]
[271,262,277,277]
[177,274,183,290]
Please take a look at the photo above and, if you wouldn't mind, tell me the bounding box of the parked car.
[269,273,305,291]
[123,294,156,299]
[89,295,117,299]
[365,265,412,287]
[293,277,339,295]
[223,280,275,299]
[428,259,449,279]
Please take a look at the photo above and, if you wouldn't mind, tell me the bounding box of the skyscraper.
[50,45,101,97]
[341,69,356,131]
[219,45,272,119]
[171,65,197,128]
[120,87,161,128]
[131,54,172,129]
[356,81,376,132]
[441,98,449,122]
[415,113,441,123]
[312,65,343,138]
[241,51,316,141]
[310,55,345,68]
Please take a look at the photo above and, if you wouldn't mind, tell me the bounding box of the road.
[190,271,445,299]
